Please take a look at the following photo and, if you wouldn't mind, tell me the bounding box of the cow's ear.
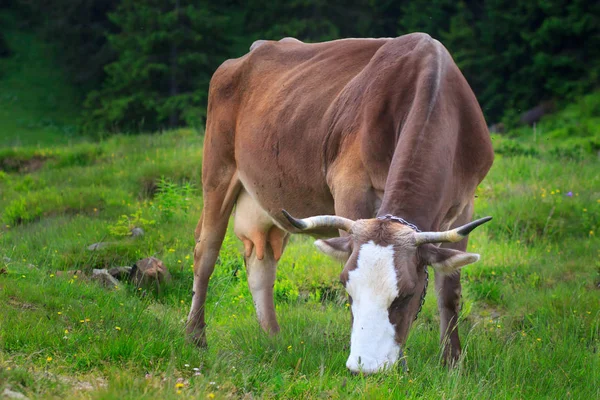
[314,237,353,262]
[419,244,480,274]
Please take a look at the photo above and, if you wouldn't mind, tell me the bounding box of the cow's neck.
[376,132,455,232]
[377,196,442,233]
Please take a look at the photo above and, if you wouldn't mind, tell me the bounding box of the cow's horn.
[282,210,354,232]
[414,216,492,245]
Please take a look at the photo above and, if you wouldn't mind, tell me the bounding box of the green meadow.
[1,97,599,398]
[1,22,599,399]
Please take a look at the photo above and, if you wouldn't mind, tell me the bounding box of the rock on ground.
[91,269,121,288]
[2,388,30,400]
[87,242,113,251]
[131,257,171,289]
[130,227,144,237]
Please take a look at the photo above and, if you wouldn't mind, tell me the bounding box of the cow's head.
[282,210,491,374]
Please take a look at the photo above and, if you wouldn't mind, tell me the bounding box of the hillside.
[0,95,598,398]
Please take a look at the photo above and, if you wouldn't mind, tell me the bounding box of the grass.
[1,95,599,398]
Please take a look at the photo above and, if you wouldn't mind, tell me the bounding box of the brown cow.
[187,33,494,374]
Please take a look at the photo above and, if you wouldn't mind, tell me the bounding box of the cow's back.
[203,34,492,224]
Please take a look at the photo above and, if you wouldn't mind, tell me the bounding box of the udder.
[233,189,287,261]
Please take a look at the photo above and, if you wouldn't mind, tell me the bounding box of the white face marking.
[345,241,400,374]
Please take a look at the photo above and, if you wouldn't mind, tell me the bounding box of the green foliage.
[400,0,600,122]
[151,177,195,221]
[493,91,600,162]
[4,1,600,132]
[2,187,128,226]
[0,11,82,146]
[273,277,300,303]
[108,209,155,237]
[0,32,10,58]
[82,0,230,133]
[492,137,540,157]
[18,0,119,90]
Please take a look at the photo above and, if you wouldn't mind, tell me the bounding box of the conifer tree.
[83,0,230,132]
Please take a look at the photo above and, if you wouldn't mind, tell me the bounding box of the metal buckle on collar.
[377,214,422,232]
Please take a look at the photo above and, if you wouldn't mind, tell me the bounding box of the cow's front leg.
[435,267,462,365]
[434,200,476,365]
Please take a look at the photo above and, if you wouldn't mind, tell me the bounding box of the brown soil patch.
[7,297,37,310]
[0,156,48,173]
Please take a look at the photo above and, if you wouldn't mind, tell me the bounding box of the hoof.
[186,324,208,348]
[442,349,461,368]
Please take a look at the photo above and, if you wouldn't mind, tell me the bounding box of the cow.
[186,33,494,374]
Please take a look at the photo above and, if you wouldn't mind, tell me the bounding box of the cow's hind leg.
[436,203,473,365]
[234,190,289,333]
[187,170,241,347]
